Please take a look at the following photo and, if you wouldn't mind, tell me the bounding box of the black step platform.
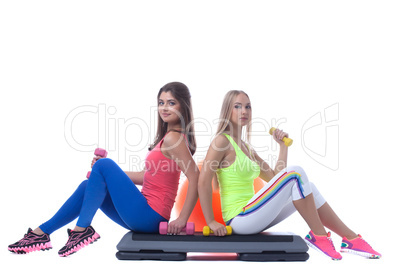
[116,231,309,262]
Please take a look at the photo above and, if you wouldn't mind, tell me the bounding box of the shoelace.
[23,231,34,240]
[65,231,76,246]
[23,229,32,238]
[357,236,373,250]
[327,236,336,251]
[66,230,86,245]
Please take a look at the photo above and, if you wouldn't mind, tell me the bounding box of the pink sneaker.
[341,234,381,259]
[305,231,342,260]
[58,226,100,257]
[8,228,52,254]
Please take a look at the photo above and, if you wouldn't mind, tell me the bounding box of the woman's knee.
[287,165,305,174]
[77,180,88,191]
[287,165,310,183]
[91,158,116,173]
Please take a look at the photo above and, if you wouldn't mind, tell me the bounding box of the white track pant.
[229,165,326,235]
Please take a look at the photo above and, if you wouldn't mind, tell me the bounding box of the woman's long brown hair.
[149,82,196,155]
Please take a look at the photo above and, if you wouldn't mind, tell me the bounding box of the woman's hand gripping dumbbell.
[203,225,232,236]
[269,127,293,147]
[86,148,108,178]
[159,221,195,235]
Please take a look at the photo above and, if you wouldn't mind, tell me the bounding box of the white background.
[1,1,401,274]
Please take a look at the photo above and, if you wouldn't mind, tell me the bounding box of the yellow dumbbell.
[203,225,233,236]
[269,127,293,147]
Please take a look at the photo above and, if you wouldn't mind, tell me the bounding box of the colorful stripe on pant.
[238,171,305,217]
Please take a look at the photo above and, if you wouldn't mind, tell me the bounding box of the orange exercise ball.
[173,163,265,232]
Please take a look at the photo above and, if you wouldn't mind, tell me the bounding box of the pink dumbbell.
[86,148,108,178]
[159,221,195,235]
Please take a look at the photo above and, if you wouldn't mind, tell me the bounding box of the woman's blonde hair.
[215,90,252,144]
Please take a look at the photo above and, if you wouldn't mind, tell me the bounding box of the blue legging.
[39,158,167,234]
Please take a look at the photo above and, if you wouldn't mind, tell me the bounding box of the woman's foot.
[305,230,342,260]
[8,228,52,254]
[58,226,100,257]
[341,234,381,259]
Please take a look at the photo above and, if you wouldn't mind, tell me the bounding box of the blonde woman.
[198,90,381,261]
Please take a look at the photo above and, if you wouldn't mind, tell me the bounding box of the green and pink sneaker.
[305,231,342,260]
[341,234,381,259]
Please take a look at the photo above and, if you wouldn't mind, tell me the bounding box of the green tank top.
[216,133,261,222]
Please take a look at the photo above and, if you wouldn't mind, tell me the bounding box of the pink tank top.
[141,133,187,220]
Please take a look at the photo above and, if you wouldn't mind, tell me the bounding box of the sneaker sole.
[59,233,100,257]
[340,248,381,259]
[8,242,52,254]
[305,239,342,261]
